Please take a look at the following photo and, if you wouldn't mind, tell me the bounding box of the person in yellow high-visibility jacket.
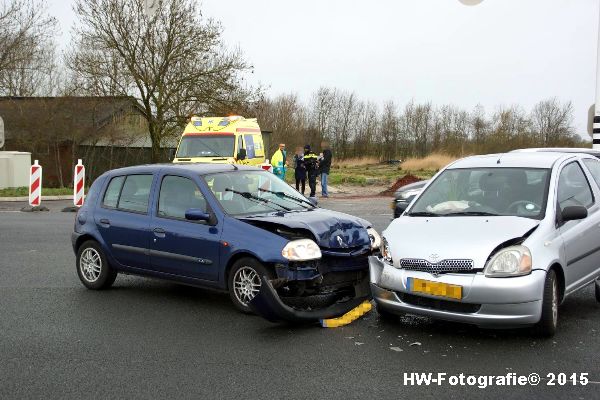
[271,143,287,180]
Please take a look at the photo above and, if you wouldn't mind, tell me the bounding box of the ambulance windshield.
[176,135,235,158]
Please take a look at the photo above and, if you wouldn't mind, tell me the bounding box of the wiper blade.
[445,211,500,216]
[257,188,315,208]
[225,188,292,211]
[406,211,440,217]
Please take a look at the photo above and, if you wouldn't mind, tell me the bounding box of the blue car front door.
[149,174,222,281]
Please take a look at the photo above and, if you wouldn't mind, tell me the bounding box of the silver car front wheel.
[534,269,558,337]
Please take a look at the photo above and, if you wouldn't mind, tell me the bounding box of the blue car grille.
[399,258,474,274]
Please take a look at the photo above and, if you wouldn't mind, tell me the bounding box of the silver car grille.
[399,258,474,274]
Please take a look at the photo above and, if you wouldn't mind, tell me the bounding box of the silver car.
[370,151,600,336]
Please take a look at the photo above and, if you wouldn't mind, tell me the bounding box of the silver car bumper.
[369,256,545,328]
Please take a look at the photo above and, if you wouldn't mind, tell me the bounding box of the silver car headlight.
[484,245,532,277]
[381,237,393,265]
[367,227,381,250]
[281,239,322,261]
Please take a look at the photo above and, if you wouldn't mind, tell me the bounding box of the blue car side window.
[158,175,207,220]
[117,175,153,213]
[103,176,125,208]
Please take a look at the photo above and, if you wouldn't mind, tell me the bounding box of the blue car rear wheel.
[76,240,117,290]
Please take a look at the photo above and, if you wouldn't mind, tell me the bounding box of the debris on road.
[379,174,421,196]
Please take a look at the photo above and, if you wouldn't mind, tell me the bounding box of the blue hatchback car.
[72,164,380,321]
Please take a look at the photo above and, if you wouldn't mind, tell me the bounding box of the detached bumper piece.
[320,301,372,328]
[249,275,371,325]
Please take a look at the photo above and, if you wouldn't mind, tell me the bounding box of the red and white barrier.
[260,159,273,173]
[29,160,42,207]
[73,159,85,207]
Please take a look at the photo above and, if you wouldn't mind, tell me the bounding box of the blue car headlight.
[367,227,381,250]
[282,239,322,261]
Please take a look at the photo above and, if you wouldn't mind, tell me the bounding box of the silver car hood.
[384,216,539,269]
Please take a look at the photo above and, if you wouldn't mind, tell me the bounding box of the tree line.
[251,88,587,160]
[0,0,589,163]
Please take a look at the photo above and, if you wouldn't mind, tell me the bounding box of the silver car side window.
[557,162,594,211]
[583,159,600,189]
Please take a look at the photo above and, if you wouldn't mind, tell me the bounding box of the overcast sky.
[49,0,598,137]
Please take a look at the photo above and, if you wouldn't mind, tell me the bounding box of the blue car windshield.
[204,171,310,216]
[408,167,551,219]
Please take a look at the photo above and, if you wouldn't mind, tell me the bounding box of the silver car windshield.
[204,171,310,216]
[408,167,551,219]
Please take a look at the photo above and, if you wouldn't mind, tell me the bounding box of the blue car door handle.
[153,227,166,238]
[99,218,110,227]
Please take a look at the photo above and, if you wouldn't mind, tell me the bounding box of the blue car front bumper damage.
[249,275,370,323]
[249,246,374,323]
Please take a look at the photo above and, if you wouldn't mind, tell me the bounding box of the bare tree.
[67,0,255,162]
[330,91,360,158]
[470,104,488,152]
[380,101,399,160]
[0,0,58,95]
[530,98,575,146]
[310,86,338,143]
[354,101,378,157]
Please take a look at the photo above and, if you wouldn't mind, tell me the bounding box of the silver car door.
[557,161,600,293]
[580,158,600,282]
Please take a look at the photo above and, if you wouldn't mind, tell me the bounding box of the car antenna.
[231,163,238,171]
[496,154,504,164]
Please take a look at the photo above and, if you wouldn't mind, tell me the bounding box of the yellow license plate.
[408,278,462,300]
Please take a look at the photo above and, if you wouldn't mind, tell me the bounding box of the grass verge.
[0,187,74,197]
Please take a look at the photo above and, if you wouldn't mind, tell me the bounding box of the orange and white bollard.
[73,159,85,207]
[29,160,42,207]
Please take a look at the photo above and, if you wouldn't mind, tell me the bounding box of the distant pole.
[594,4,600,149]
[0,115,4,149]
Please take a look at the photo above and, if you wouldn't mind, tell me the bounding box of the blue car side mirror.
[185,208,211,222]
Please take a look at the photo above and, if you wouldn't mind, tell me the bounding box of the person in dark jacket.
[319,140,332,197]
[303,144,319,197]
[293,146,306,195]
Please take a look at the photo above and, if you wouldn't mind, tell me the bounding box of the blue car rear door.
[149,173,222,281]
[94,173,154,270]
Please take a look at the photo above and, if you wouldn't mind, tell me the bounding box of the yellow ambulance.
[173,116,266,165]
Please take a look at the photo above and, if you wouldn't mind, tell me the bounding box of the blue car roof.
[103,163,263,176]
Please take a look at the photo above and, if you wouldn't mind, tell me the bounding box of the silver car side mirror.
[561,205,587,222]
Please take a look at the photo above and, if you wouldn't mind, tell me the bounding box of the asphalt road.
[0,198,599,399]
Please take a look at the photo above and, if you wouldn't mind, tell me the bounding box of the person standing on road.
[271,143,287,180]
[319,140,332,198]
[293,146,306,195]
[303,144,319,198]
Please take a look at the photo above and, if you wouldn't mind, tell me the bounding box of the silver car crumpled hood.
[384,216,539,270]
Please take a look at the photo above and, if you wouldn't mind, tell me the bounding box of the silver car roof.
[447,152,580,169]
[511,147,600,155]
